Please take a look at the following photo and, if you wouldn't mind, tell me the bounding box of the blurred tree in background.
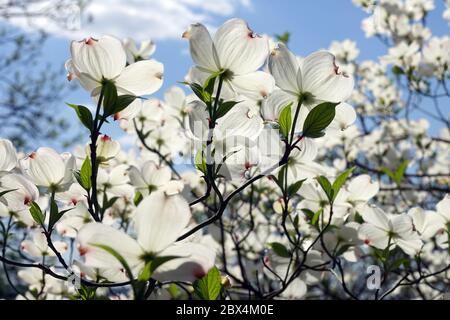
[0,0,88,149]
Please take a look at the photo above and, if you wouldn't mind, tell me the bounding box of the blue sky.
[4,0,449,149]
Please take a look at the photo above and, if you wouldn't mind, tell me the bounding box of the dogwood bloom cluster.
[0,9,449,301]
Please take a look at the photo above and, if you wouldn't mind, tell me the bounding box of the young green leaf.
[66,103,93,131]
[278,102,293,138]
[134,191,143,206]
[394,160,409,184]
[189,83,205,102]
[195,150,207,174]
[103,80,118,113]
[104,95,137,118]
[311,208,323,225]
[287,179,307,197]
[29,201,45,226]
[302,102,337,138]
[316,175,333,203]
[331,167,354,201]
[215,101,239,119]
[203,74,217,103]
[0,189,18,198]
[193,266,222,300]
[269,242,290,258]
[79,157,92,190]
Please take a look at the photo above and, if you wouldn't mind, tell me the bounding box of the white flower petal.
[214,18,268,74]
[115,60,163,96]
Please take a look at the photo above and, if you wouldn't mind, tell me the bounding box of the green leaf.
[29,201,45,226]
[104,196,119,211]
[301,208,315,221]
[189,83,205,102]
[269,242,290,258]
[103,80,118,114]
[276,165,287,190]
[316,175,333,203]
[195,150,207,174]
[148,256,180,278]
[279,102,293,138]
[203,74,217,103]
[107,95,137,117]
[215,101,239,119]
[79,157,92,190]
[394,160,409,184]
[48,199,72,231]
[287,179,307,197]
[392,65,404,75]
[91,243,134,282]
[0,189,17,198]
[331,167,354,201]
[67,103,93,131]
[381,160,409,185]
[193,266,222,300]
[275,31,290,44]
[302,102,337,138]
[311,208,323,226]
[134,191,143,206]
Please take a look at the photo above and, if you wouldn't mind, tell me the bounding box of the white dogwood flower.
[20,147,75,191]
[183,18,275,100]
[268,43,354,105]
[0,139,17,172]
[359,205,423,256]
[77,190,215,282]
[67,35,163,97]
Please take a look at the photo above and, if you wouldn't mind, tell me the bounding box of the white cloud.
[2,0,252,40]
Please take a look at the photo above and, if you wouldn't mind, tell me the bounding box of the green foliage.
[279,102,293,138]
[216,101,239,119]
[29,201,45,226]
[287,179,307,197]
[193,266,222,300]
[269,242,290,258]
[302,102,337,138]
[79,157,92,190]
[381,160,409,185]
[67,103,93,131]
[275,31,290,44]
[332,167,354,201]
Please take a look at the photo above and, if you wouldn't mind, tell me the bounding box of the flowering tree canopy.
[0,0,449,301]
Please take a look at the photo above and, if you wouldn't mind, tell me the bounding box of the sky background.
[2,0,449,150]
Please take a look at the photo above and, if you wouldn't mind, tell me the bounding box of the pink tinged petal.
[183,23,219,72]
[21,240,43,257]
[77,223,143,269]
[152,242,215,282]
[301,51,354,103]
[20,147,66,187]
[134,191,191,253]
[0,173,38,212]
[230,71,275,100]
[268,43,301,93]
[358,224,389,249]
[214,18,269,75]
[70,35,126,81]
[115,59,163,96]
[361,205,390,231]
